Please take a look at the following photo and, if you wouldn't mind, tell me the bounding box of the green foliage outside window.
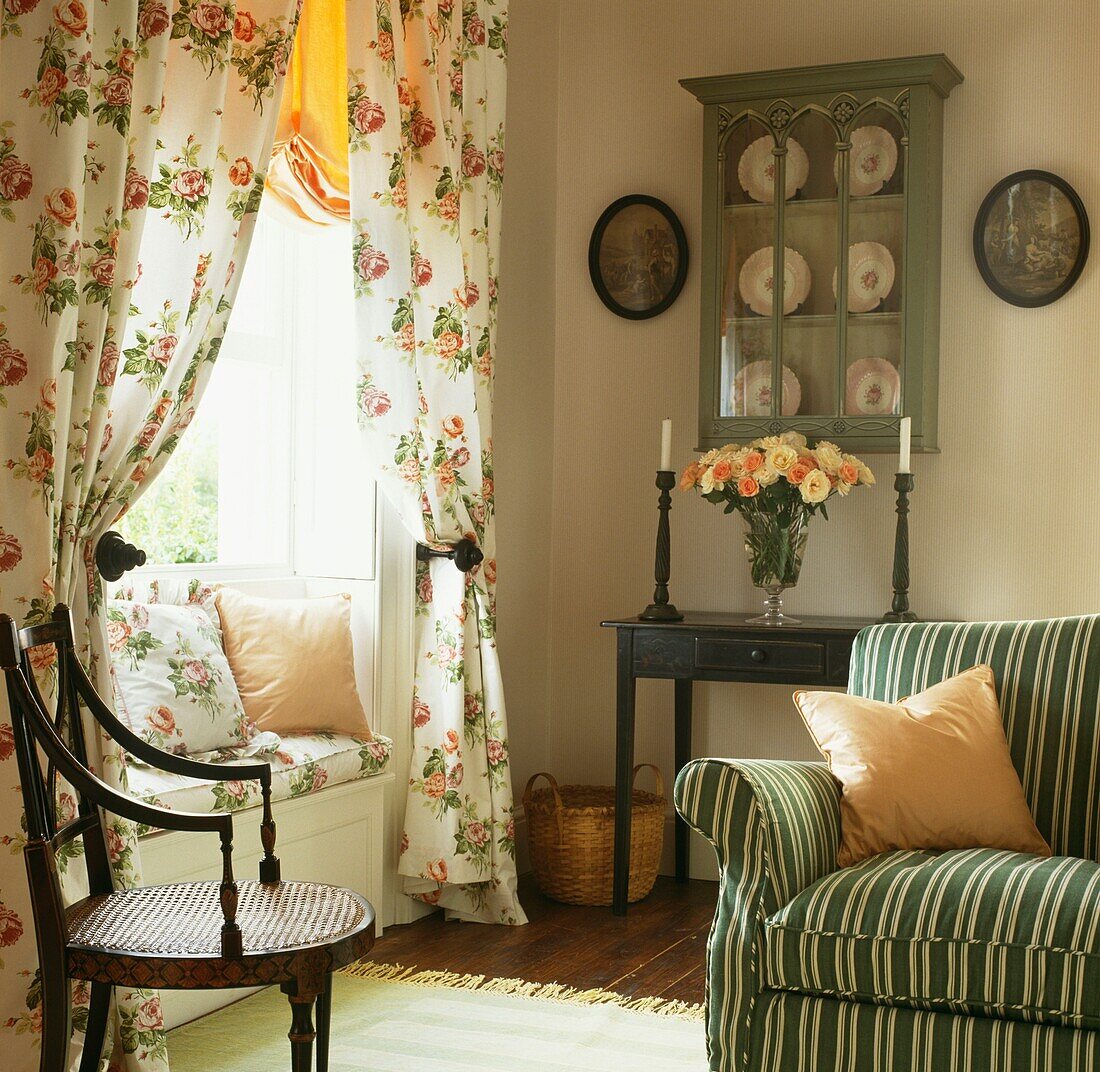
[120,422,219,564]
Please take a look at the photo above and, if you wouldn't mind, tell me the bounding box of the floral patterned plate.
[834,125,898,197]
[732,360,801,417]
[739,246,811,316]
[832,241,895,313]
[845,357,900,415]
[738,135,809,203]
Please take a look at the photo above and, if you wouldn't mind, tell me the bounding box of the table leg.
[613,629,636,916]
[674,678,693,883]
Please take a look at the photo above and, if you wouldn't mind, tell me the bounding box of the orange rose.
[787,461,812,486]
[53,0,87,35]
[32,256,58,294]
[438,190,460,221]
[838,462,859,486]
[105,618,131,652]
[737,475,760,498]
[425,858,447,883]
[28,644,57,671]
[741,450,763,473]
[27,447,54,483]
[442,415,464,438]
[711,459,733,483]
[228,156,253,187]
[44,187,78,226]
[435,331,463,361]
[679,462,701,490]
[423,771,446,798]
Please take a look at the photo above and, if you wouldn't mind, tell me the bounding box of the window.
[121,207,376,581]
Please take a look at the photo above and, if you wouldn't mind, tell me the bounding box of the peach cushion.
[794,665,1050,868]
[215,588,371,739]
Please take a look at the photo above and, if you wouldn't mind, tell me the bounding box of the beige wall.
[494,0,560,805]
[496,0,1100,873]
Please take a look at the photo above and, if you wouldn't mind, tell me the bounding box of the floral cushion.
[125,731,393,823]
[108,600,276,756]
[112,577,223,635]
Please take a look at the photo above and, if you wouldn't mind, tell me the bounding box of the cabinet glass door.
[778,109,840,417]
[839,104,907,418]
[720,115,775,418]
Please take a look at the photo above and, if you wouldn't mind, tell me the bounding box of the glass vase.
[742,502,810,625]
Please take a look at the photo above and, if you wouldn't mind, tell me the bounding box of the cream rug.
[169,961,707,1071]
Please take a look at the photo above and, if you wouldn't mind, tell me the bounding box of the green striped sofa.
[675,617,1100,1072]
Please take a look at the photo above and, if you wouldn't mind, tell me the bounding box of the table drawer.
[694,637,826,674]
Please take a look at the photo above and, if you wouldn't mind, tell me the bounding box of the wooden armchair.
[0,605,375,1072]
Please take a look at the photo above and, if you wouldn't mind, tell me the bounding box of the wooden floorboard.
[369,874,717,1006]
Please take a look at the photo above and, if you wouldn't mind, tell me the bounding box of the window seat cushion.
[127,731,393,826]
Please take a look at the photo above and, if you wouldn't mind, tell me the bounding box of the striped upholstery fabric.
[675,759,841,1072]
[850,617,1100,861]
[765,848,1100,1029]
[676,616,1100,1072]
[751,990,1100,1072]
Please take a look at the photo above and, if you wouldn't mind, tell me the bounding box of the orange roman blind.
[266,0,350,224]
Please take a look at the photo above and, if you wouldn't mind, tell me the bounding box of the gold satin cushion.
[215,588,371,739]
[794,665,1051,868]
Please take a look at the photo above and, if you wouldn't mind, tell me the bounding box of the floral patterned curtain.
[346,0,523,924]
[0,0,299,1067]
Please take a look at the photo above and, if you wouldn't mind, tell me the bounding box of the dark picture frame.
[588,195,688,320]
[973,170,1090,307]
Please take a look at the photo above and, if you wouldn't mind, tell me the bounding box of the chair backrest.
[850,616,1100,862]
[0,606,116,968]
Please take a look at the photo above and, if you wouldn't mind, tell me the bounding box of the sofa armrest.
[674,758,841,1072]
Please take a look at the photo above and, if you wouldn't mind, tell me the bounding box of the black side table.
[600,613,878,915]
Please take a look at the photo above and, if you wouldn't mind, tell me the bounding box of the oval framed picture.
[588,195,688,320]
[973,170,1090,307]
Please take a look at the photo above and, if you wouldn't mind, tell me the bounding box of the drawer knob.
[751,648,768,663]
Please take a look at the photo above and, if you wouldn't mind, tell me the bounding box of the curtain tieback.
[415,539,484,573]
[95,531,147,582]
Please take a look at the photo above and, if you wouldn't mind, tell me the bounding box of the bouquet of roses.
[680,431,874,519]
[681,432,875,605]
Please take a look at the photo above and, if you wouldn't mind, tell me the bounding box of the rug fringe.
[339,960,705,1022]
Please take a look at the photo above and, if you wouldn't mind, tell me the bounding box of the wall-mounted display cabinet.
[682,55,962,452]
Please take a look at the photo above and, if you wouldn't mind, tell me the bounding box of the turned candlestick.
[880,472,918,623]
[639,470,684,622]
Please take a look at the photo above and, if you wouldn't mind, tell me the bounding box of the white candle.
[659,418,672,471]
[899,417,911,474]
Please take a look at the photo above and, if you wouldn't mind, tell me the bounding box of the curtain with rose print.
[0,0,299,1067]
[346,0,524,924]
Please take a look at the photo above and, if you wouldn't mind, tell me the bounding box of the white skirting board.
[139,772,393,1029]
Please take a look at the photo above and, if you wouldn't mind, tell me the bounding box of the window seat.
[127,731,393,824]
[109,575,395,1028]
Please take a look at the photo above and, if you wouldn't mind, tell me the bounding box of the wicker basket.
[523,764,666,906]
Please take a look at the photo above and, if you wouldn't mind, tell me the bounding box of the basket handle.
[632,763,665,800]
[523,771,565,844]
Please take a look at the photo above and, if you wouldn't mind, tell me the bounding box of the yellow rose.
[766,444,798,473]
[757,435,783,449]
[835,479,852,496]
[756,462,779,487]
[799,468,831,504]
[813,441,843,475]
[780,430,808,450]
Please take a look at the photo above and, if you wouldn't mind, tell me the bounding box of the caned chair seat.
[1,606,378,1072]
[66,880,374,991]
